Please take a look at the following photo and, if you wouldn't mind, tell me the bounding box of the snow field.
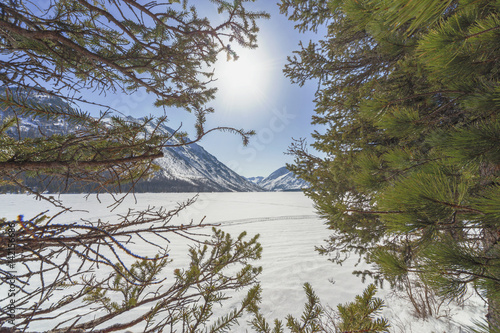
[0,192,486,332]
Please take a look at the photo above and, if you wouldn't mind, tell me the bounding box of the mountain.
[0,90,261,193]
[246,176,264,185]
[252,167,309,191]
[140,124,261,192]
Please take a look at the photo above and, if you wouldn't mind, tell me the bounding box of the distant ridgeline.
[247,167,310,192]
[0,89,261,193]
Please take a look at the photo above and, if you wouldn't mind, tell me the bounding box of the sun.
[213,46,275,109]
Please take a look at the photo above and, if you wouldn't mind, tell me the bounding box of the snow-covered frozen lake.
[0,192,486,332]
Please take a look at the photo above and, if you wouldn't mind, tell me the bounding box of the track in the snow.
[214,215,319,227]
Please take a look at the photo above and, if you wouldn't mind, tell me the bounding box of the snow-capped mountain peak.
[249,167,309,191]
[148,123,261,192]
[246,176,264,185]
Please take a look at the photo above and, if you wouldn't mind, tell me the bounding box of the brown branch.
[345,209,404,214]
[421,196,485,215]
[75,0,151,49]
[0,16,181,102]
[384,90,465,108]
[0,152,163,172]
[464,25,500,40]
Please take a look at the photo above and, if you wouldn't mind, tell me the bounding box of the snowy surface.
[0,192,486,332]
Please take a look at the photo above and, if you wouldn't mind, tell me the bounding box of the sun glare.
[213,47,275,109]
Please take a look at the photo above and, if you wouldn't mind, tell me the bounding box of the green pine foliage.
[251,283,389,333]
[77,229,263,332]
[0,93,166,192]
[285,283,324,333]
[282,0,500,329]
[336,284,389,333]
[251,283,323,333]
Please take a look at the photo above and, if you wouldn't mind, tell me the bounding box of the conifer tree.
[0,0,269,331]
[281,0,500,330]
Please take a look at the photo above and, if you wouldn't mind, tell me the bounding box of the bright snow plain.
[0,192,486,332]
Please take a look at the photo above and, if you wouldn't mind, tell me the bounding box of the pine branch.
[0,152,163,171]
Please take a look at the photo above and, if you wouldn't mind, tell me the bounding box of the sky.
[199,2,323,177]
[89,2,323,178]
